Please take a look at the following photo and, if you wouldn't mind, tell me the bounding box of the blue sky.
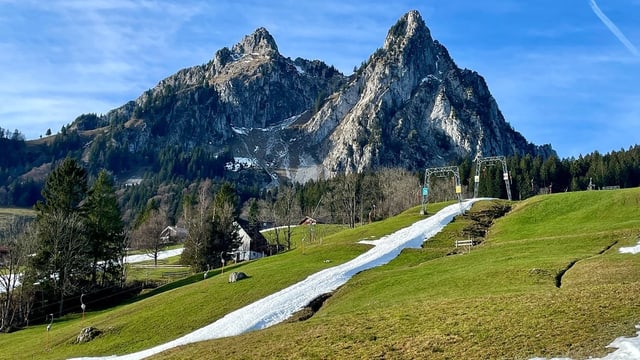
[0,0,638,158]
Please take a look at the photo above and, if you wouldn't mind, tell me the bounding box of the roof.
[298,216,317,225]
[160,226,188,237]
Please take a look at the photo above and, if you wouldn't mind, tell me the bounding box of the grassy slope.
[0,203,447,360]
[0,207,35,230]
[156,190,640,360]
[2,190,639,359]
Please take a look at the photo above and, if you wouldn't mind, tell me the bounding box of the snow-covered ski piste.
[123,247,184,264]
[70,199,482,360]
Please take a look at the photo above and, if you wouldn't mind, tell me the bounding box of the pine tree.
[32,157,91,316]
[247,198,261,240]
[209,182,241,266]
[206,199,240,268]
[35,157,88,218]
[85,170,126,287]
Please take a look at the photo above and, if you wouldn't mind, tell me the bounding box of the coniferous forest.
[1,126,639,216]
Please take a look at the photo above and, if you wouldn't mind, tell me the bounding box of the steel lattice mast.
[420,166,462,215]
[473,156,512,201]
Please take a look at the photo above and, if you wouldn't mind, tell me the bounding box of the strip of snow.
[420,74,440,84]
[123,248,184,264]
[265,113,302,131]
[230,126,250,135]
[1,249,184,293]
[530,325,640,359]
[70,199,483,360]
[619,240,640,254]
[604,326,640,359]
[259,225,298,233]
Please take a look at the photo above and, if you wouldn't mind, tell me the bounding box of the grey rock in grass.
[228,272,248,283]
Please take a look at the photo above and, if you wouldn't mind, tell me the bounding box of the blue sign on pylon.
[422,187,429,196]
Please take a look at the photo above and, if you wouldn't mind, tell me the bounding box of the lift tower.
[420,166,462,215]
[473,156,512,201]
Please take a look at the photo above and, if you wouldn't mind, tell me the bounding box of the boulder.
[75,327,101,344]
[228,272,248,283]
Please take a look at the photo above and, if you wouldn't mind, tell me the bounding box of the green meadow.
[1,190,639,359]
[0,207,35,230]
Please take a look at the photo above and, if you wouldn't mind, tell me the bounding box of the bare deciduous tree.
[181,179,213,271]
[274,186,300,249]
[378,168,420,218]
[257,198,282,253]
[132,207,167,267]
[36,211,90,317]
[0,217,36,331]
[333,174,359,228]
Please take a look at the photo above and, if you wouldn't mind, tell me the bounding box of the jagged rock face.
[98,27,345,152]
[83,10,553,183]
[230,27,279,57]
[300,10,552,176]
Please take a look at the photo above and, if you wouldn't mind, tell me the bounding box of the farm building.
[230,221,271,262]
[160,226,188,244]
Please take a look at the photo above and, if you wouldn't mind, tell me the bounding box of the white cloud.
[0,1,212,139]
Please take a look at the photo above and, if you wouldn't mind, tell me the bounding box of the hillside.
[0,207,35,231]
[1,190,640,359]
[160,190,640,359]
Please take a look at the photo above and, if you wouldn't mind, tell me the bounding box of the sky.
[0,0,639,159]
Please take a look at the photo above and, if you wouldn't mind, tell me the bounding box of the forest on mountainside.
[1,126,639,226]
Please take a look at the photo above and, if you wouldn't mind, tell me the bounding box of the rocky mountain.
[73,10,552,185]
[296,10,554,178]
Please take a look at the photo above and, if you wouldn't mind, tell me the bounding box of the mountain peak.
[232,27,279,56]
[404,9,424,28]
[383,10,431,51]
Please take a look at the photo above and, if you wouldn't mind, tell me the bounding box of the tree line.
[461,146,640,199]
[0,159,253,332]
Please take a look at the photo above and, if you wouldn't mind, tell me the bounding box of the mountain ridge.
[59,10,553,185]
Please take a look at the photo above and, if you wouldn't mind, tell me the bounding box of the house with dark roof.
[298,216,318,225]
[230,220,271,262]
[159,226,188,244]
